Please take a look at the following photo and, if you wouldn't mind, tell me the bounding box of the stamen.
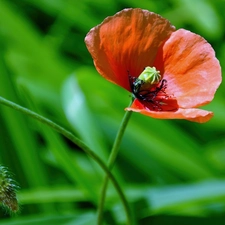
[128,67,175,111]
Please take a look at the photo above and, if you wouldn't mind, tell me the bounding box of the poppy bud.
[0,166,19,213]
[138,66,161,85]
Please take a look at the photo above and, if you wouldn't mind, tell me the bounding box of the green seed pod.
[138,66,161,85]
[0,166,19,213]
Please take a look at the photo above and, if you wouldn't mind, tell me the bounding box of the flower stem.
[0,96,131,224]
[97,102,133,225]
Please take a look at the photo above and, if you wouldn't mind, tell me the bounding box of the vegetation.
[0,0,224,224]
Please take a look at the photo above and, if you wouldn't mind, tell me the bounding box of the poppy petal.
[85,8,175,91]
[154,29,222,108]
[126,99,213,123]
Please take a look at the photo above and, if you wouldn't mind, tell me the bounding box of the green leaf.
[0,212,96,225]
[61,75,109,161]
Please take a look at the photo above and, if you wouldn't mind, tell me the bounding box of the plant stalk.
[97,102,133,225]
[0,96,131,225]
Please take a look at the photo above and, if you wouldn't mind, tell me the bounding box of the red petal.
[138,96,179,111]
[154,29,222,108]
[85,8,175,91]
[127,99,213,123]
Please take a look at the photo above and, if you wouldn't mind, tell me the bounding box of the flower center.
[129,66,164,100]
[129,66,177,111]
[138,66,161,86]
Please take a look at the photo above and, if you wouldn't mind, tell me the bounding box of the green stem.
[0,96,131,224]
[97,102,133,225]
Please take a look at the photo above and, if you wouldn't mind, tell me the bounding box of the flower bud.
[0,166,19,213]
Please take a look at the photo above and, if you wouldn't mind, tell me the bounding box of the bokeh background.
[0,0,225,224]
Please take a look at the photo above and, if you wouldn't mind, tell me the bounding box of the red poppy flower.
[85,8,221,123]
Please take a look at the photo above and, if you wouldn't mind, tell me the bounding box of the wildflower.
[85,8,221,123]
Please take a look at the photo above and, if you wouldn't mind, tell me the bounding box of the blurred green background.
[0,0,224,224]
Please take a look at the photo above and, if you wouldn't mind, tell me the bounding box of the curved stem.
[97,102,133,225]
[0,96,131,224]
